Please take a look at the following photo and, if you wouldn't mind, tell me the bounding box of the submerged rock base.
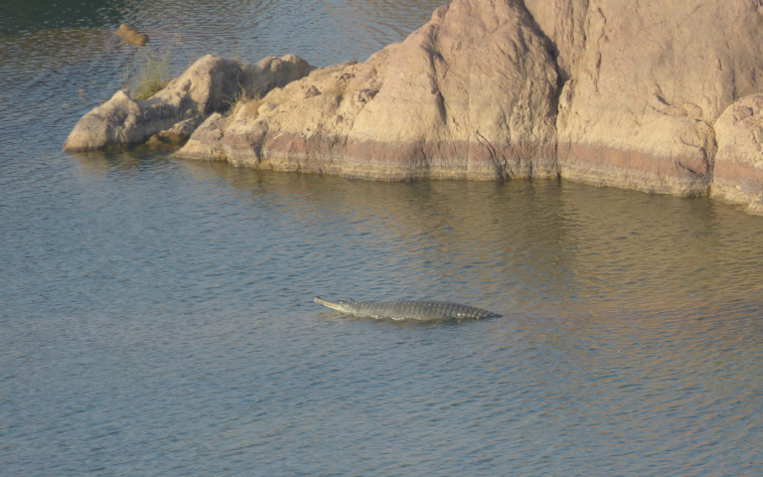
[65,0,763,215]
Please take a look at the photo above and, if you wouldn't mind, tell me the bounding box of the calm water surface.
[1,1,762,476]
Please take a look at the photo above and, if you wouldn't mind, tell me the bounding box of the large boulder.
[712,95,763,215]
[525,0,763,197]
[63,54,312,152]
[176,0,560,180]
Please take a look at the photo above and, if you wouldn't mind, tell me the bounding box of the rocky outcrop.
[65,0,763,214]
[713,95,763,215]
[62,54,312,152]
[176,0,560,180]
[525,0,763,197]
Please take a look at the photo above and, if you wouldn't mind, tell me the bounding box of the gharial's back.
[316,297,500,321]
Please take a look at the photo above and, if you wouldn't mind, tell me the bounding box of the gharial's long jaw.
[314,296,354,313]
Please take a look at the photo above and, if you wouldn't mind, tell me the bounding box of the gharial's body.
[314,296,500,321]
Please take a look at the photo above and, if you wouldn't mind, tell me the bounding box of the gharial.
[314,296,500,322]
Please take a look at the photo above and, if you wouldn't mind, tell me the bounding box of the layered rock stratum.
[65,0,763,215]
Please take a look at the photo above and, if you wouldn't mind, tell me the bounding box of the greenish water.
[1,2,762,476]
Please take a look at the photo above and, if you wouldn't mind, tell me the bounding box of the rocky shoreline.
[64,0,763,215]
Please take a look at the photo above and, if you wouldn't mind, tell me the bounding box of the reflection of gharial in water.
[314,296,500,322]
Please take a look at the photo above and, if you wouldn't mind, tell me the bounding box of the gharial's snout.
[314,296,355,313]
[314,296,340,310]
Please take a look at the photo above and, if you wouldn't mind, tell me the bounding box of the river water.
[1,1,762,475]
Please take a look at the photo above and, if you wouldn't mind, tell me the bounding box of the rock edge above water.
[62,54,312,153]
[65,0,763,215]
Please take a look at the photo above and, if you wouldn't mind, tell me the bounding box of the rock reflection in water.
[180,159,763,317]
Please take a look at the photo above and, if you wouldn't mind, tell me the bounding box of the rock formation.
[528,0,763,198]
[63,54,312,152]
[177,0,560,180]
[713,95,763,214]
[65,0,763,215]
